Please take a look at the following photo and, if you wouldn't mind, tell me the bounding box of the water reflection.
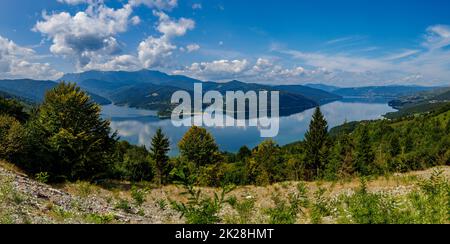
[102,101,396,155]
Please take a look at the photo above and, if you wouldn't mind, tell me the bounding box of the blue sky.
[0,0,449,86]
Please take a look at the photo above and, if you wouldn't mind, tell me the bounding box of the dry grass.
[1,159,448,224]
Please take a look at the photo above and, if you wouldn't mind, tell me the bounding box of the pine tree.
[304,107,329,179]
[326,134,354,180]
[389,134,401,157]
[150,128,170,185]
[354,125,374,176]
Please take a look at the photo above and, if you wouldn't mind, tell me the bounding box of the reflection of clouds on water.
[105,101,396,154]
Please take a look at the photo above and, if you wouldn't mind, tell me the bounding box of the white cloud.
[131,16,141,25]
[192,3,202,10]
[138,36,176,68]
[57,0,89,5]
[138,11,195,68]
[174,58,308,82]
[83,54,141,71]
[175,59,250,80]
[268,25,450,86]
[34,3,134,70]
[0,35,62,80]
[186,44,200,53]
[424,24,450,49]
[153,11,195,38]
[129,0,178,11]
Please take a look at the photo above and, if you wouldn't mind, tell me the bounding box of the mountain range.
[0,69,443,118]
[59,70,342,116]
[0,79,111,105]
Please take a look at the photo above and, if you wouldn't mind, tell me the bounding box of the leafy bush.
[265,183,308,224]
[333,173,449,224]
[35,172,50,184]
[226,196,256,224]
[0,115,25,160]
[310,187,331,224]
[131,186,147,207]
[170,168,235,224]
[0,97,29,122]
[407,169,449,224]
[156,199,168,210]
[121,147,154,182]
[115,199,132,213]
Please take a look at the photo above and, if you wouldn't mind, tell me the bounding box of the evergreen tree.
[0,97,29,122]
[354,125,374,176]
[446,119,450,133]
[304,107,329,179]
[326,134,354,180]
[122,146,153,182]
[389,135,401,157]
[237,146,252,161]
[178,126,221,168]
[150,128,170,185]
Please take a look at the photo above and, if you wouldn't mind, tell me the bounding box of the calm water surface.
[102,100,396,155]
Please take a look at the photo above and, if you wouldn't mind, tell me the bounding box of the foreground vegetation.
[1,161,448,224]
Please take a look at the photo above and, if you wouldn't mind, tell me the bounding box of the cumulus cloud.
[138,11,195,68]
[0,35,62,80]
[174,58,309,82]
[186,44,200,53]
[34,3,134,70]
[129,0,178,11]
[131,16,141,25]
[82,54,142,71]
[36,1,194,72]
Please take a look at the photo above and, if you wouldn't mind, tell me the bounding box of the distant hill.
[61,70,342,116]
[0,79,111,105]
[305,83,341,93]
[433,89,450,101]
[109,80,319,116]
[274,85,341,104]
[385,87,450,119]
[60,70,199,90]
[333,86,434,98]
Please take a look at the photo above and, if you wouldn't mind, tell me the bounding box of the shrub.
[310,187,331,224]
[227,196,256,224]
[0,115,25,160]
[35,172,50,184]
[115,199,132,213]
[131,186,147,207]
[265,183,308,224]
[121,146,154,182]
[170,168,235,224]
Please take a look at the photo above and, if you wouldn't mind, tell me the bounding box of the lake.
[101,99,396,155]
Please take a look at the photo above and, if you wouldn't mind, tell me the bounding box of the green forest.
[1,82,449,186]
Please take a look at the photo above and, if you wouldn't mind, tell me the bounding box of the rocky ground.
[0,163,181,224]
[0,161,449,224]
